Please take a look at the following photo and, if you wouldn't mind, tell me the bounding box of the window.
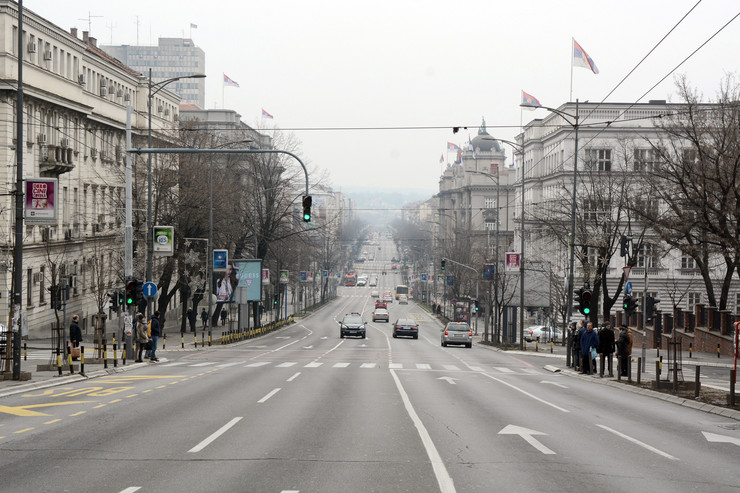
[681,255,695,270]
[688,292,701,310]
[484,197,495,209]
[736,293,740,315]
[636,243,657,268]
[634,148,660,173]
[585,148,612,171]
[583,198,611,221]
[484,221,496,231]
[39,266,45,304]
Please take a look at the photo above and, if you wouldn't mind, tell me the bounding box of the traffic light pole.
[642,267,648,372]
[441,257,479,335]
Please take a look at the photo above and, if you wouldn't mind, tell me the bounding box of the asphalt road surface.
[1,269,739,491]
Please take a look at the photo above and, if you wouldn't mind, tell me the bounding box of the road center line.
[187,417,243,453]
[481,373,570,413]
[117,488,141,493]
[390,369,455,493]
[286,372,301,382]
[596,424,678,460]
[258,388,281,403]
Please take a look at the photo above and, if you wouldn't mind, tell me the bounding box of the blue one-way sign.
[143,282,158,298]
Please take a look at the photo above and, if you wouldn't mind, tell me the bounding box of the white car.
[398,294,408,304]
[370,290,380,298]
[524,325,561,343]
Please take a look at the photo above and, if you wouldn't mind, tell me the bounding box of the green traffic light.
[583,307,590,314]
[303,213,311,221]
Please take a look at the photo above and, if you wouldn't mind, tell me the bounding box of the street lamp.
[521,100,580,335]
[146,69,206,310]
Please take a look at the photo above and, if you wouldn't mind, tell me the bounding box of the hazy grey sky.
[26,0,740,193]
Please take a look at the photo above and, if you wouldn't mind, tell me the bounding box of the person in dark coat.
[580,322,599,375]
[187,308,197,333]
[69,315,82,360]
[149,311,161,362]
[616,325,631,377]
[200,308,208,329]
[574,320,586,372]
[597,323,616,377]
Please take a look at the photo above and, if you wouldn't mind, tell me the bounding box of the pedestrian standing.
[568,322,577,368]
[69,314,82,361]
[580,322,599,375]
[200,308,208,329]
[187,308,197,333]
[149,310,161,362]
[220,308,228,326]
[617,325,630,377]
[135,313,148,362]
[574,321,585,372]
[597,323,616,377]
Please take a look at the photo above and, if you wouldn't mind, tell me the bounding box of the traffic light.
[622,295,638,316]
[620,235,631,257]
[134,279,145,306]
[302,195,312,222]
[273,293,279,306]
[109,291,119,311]
[473,300,479,312]
[581,286,592,315]
[441,259,446,271]
[574,287,583,313]
[117,289,125,307]
[125,279,136,306]
[645,295,660,321]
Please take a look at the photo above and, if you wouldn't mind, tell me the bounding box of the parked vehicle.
[524,325,561,343]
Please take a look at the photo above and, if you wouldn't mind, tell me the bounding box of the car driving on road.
[339,313,366,338]
[441,322,473,348]
[393,318,419,339]
[372,308,389,323]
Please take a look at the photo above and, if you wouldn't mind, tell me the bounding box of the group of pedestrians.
[569,320,633,377]
[134,310,161,362]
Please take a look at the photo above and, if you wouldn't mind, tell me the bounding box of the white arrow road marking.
[188,417,243,453]
[320,336,328,340]
[303,346,314,349]
[438,376,458,385]
[540,380,568,388]
[597,425,678,460]
[702,431,740,447]
[498,425,555,455]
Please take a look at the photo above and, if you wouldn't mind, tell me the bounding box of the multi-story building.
[103,38,206,109]
[516,100,740,321]
[0,1,180,339]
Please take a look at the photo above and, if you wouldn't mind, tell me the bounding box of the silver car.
[441,322,472,348]
[372,308,389,323]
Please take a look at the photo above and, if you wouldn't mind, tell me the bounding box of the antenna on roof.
[78,11,103,34]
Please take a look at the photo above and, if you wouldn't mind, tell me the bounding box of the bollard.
[201,331,205,347]
[689,342,693,358]
[122,342,127,365]
[637,357,642,385]
[730,369,736,407]
[695,366,701,399]
[23,342,27,361]
[80,346,85,375]
[163,333,166,350]
[535,341,539,352]
[550,340,554,354]
[673,355,678,392]
[68,345,74,374]
[194,333,198,348]
[181,333,184,349]
[113,343,118,367]
[628,356,633,383]
[655,360,661,390]
[57,348,62,376]
[208,330,212,347]
[717,343,721,359]
[656,346,660,359]
[103,341,108,369]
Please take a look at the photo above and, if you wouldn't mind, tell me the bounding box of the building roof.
[470,117,502,153]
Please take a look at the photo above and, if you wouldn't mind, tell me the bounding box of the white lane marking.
[276,362,297,367]
[245,362,271,367]
[304,362,323,368]
[118,488,141,493]
[389,363,403,369]
[361,363,377,368]
[702,431,740,447]
[287,372,301,382]
[160,362,187,367]
[481,373,569,413]
[258,388,281,404]
[187,417,243,453]
[216,361,247,368]
[280,491,300,493]
[541,380,568,388]
[438,376,458,385]
[390,369,455,493]
[523,368,541,375]
[468,366,484,372]
[597,425,678,460]
[443,365,460,371]
[191,362,216,367]
[499,425,555,455]
[333,362,350,368]
[493,367,515,373]
[416,363,431,370]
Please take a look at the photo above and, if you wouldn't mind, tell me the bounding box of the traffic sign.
[142,282,157,298]
[625,281,632,295]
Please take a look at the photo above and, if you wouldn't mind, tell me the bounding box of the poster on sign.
[262,269,270,284]
[24,178,57,224]
[505,252,521,273]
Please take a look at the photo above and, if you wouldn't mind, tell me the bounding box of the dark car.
[393,318,419,339]
[339,313,366,339]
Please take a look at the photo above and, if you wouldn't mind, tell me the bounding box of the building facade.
[103,38,206,109]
